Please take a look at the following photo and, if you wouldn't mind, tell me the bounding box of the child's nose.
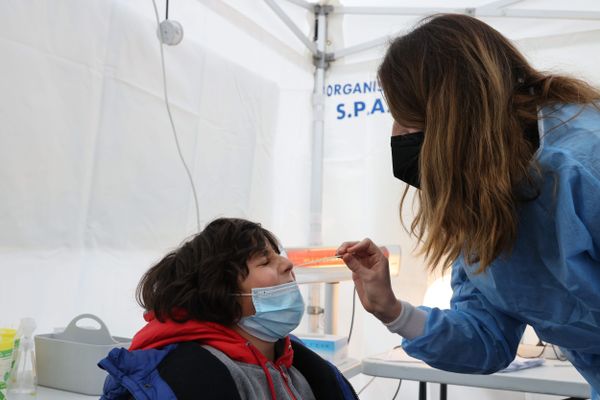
[280,256,293,274]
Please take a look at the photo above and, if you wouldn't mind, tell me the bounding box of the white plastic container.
[35,314,130,395]
[296,334,348,363]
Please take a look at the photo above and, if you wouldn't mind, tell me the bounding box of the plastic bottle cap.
[19,318,36,337]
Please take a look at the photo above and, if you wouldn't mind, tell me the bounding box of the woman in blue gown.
[338,14,600,399]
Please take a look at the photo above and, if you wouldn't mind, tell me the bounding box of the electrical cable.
[347,286,356,344]
[150,0,201,232]
[518,341,568,361]
[519,344,546,358]
[517,340,546,359]
[517,338,545,358]
[392,346,404,399]
[391,379,402,400]
[357,376,376,395]
[550,344,567,361]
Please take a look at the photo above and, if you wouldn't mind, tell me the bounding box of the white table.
[34,357,362,399]
[36,386,98,399]
[362,348,591,400]
[338,357,362,379]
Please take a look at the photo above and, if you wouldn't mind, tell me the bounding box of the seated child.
[99,217,358,400]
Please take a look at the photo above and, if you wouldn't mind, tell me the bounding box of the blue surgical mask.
[235,281,305,342]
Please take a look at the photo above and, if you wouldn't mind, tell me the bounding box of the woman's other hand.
[337,239,402,323]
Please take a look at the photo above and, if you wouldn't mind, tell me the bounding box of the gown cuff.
[384,300,427,339]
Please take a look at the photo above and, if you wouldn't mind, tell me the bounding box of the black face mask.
[391,131,424,188]
[390,127,539,189]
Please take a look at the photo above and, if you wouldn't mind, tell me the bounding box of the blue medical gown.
[402,104,600,393]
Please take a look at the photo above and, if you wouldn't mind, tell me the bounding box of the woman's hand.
[337,239,402,323]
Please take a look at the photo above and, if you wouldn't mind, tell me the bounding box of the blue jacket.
[403,104,600,393]
[99,339,358,400]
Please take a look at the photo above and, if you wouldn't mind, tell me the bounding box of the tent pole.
[332,35,394,60]
[334,6,468,15]
[333,5,600,21]
[264,0,317,54]
[263,1,333,334]
[306,5,332,335]
[309,6,327,248]
[310,6,340,336]
[283,0,314,11]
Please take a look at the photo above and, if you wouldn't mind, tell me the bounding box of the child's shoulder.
[290,338,359,400]
[157,342,242,400]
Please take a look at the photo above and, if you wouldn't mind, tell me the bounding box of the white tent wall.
[1,0,600,399]
[0,0,315,336]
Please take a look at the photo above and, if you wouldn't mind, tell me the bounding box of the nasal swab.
[293,255,343,268]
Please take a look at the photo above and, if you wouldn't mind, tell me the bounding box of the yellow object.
[0,328,16,400]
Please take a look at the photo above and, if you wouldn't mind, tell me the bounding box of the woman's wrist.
[374,296,403,323]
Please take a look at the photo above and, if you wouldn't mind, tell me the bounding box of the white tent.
[2,1,600,398]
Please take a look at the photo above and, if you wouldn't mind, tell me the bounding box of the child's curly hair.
[136,217,281,324]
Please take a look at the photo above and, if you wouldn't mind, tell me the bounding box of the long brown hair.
[378,14,600,272]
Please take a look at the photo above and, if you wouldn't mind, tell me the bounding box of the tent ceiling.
[243,0,600,66]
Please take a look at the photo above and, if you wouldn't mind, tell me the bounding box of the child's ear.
[236,273,247,291]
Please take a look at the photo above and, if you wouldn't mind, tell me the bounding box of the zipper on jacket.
[275,364,297,400]
[247,342,278,400]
